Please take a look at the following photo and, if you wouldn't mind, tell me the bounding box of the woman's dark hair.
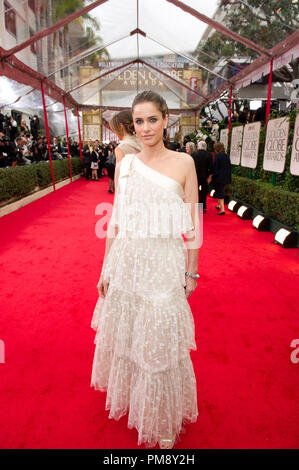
[132,90,169,147]
[109,110,135,136]
[214,141,225,153]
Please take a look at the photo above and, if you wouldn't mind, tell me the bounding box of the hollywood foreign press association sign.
[84,125,100,142]
[230,126,243,165]
[290,113,299,176]
[220,128,228,152]
[263,117,289,173]
[241,122,261,169]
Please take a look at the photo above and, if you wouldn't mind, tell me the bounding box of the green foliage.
[196,110,299,231]
[231,176,299,231]
[52,0,93,21]
[0,166,38,201]
[0,159,82,204]
[196,0,299,74]
[52,0,109,64]
[214,110,299,191]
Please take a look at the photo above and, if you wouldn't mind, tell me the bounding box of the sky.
[90,0,220,59]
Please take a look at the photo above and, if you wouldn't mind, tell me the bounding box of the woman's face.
[133,101,168,147]
[186,144,191,155]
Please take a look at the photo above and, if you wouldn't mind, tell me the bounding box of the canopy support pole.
[41,80,55,191]
[265,58,276,185]
[228,85,233,144]
[265,58,273,128]
[77,109,83,164]
[63,96,72,182]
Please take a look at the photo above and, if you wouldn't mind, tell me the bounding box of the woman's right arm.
[103,163,120,258]
[98,164,120,297]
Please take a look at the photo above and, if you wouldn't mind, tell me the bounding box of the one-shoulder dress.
[90,153,198,448]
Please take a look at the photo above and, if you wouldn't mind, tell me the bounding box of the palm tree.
[52,0,109,68]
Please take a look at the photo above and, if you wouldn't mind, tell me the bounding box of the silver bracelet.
[185,271,200,279]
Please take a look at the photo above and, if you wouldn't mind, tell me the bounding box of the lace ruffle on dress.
[90,154,198,448]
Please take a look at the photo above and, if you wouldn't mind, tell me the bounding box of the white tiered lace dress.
[90,153,198,448]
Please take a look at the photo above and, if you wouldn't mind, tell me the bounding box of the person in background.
[249,110,255,123]
[254,101,267,123]
[0,113,5,133]
[82,140,93,181]
[72,141,80,157]
[208,141,232,215]
[25,133,33,150]
[232,111,239,122]
[105,142,116,193]
[21,119,30,134]
[35,137,45,162]
[109,110,142,164]
[94,139,101,151]
[15,137,31,165]
[9,116,18,141]
[238,107,249,124]
[97,145,105,179]
[91,144,100,181]
[102,143,109,175]
[185,141,196,157]
[177,135,189,153]
[30,115,39,140]
[193,141,213,212]
[107,143,114,160]
[21,135,32,162]
[42,136,48,158]
[51,137,63,160]
[0,135,9,167]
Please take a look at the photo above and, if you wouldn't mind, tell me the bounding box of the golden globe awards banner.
[220,128,228,152]
[290,113,299,176]
[241,122,261,169]
[263,117,289,173]
[84,125,101,141]
[230,126,243,165]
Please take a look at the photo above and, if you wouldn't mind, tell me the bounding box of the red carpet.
[0,175,298,449]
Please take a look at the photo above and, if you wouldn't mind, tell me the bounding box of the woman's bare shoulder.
[115,146,124,163]
[168,150,195,171]
[165,150,195,188]
[115,145,124,154]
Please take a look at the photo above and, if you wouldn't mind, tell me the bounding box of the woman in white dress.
[91,90,199,449]
[109,110,142,164]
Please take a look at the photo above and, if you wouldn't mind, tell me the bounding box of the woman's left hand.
[184,275,198,299]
